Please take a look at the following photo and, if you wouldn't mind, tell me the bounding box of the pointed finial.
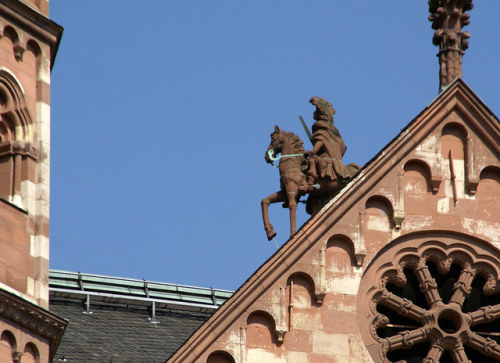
[428,0,473,91]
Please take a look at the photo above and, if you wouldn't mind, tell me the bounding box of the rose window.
[358,234,500,363]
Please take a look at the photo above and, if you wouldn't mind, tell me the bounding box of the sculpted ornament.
[358,236,500,362]
[261,97,360,241]
[428,0,473,89]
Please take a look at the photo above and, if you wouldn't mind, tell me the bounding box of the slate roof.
[49,270,233,363]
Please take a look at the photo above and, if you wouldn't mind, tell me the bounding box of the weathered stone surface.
[168,78,500,363]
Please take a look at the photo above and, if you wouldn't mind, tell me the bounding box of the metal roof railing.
[49,270,233,317]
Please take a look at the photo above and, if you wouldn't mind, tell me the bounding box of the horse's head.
[265,125,284,164]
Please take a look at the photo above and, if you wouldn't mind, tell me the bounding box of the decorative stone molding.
[12,351,22,363]
[274,329,286,344]
[0,0,62,68]
[354,253,365,268]
[13,44,23,62]
[0,289,66,361]
[358,232,500,362]
[0,141,37,159]
[429,0,474,90]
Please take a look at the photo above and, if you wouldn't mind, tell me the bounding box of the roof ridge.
[49,269,233,293]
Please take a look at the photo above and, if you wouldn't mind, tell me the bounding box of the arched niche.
[441,123,467,159]
[365,196,394,231]
[404,160,433,193]
[287,272,315,310]
[0,331,16,363]
[475,166,500,220]
[441,123,467,201]
[21,41,39,75]
[25,40,41,60]
[0,26,21,62]
[326,235,355,274]
[365,196,394,252]
[2,26,18,44]
[246,310,277,348]
[403,160,434,215]
[206,350,235,363]
[20,343,38,363]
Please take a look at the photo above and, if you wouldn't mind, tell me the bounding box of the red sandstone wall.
[0,201,33,295]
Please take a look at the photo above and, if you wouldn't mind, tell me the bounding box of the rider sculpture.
[261,97,360,241]
[300,97,352,192]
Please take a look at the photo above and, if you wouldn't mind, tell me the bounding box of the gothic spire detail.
[428,0,473,90]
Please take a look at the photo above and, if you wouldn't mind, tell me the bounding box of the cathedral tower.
[0,0,65,362]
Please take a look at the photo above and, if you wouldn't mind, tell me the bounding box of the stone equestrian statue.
[261,97,360,241]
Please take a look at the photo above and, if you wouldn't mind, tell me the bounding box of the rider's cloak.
[311,119,350,180]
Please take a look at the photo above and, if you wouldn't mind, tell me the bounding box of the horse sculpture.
[261,97,360,241]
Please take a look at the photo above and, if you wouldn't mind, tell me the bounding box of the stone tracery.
[359,235,500,362]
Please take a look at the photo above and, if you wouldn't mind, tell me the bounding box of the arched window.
[0,69,35,206]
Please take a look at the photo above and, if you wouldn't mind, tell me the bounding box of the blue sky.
[48,1,500,291]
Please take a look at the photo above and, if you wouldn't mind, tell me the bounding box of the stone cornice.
[0,0,63,68]
[0,288,67,361]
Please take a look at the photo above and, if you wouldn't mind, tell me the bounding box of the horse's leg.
[261,190,285,241]
[287,190,299,237]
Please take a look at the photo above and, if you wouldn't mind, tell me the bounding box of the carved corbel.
[429,153,443,194]
[12,351,22,363]
[393,212,405,231]
[13,45,24,61]
[355,252,366,267]
[430,175,442,194]
[274,330,286,344]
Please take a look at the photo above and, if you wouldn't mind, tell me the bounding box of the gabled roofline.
[358,78,498,188]
[167,79,500,362]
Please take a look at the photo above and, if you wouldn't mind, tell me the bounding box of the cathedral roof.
[49,270,232,362]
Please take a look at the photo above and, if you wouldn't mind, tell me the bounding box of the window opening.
[362,238,500,362]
